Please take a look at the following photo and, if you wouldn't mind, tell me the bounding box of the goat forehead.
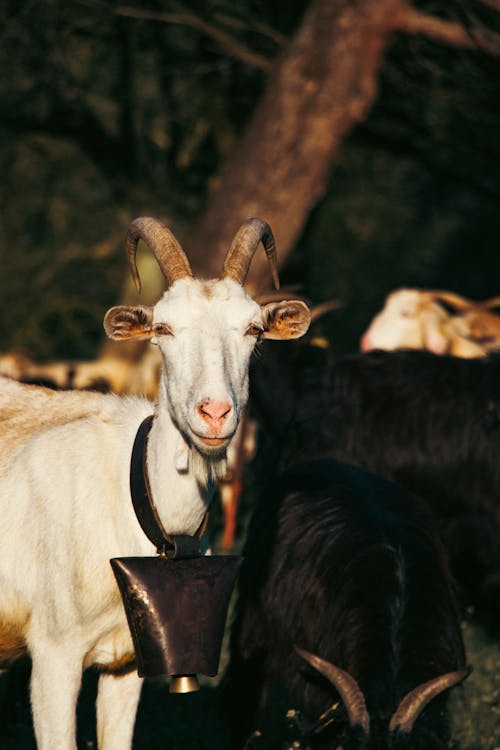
[153,278,259,326]
[386,289,421,312]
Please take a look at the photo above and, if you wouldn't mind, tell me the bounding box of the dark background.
[1,0,499,360]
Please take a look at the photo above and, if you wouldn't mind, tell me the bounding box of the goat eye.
[153,322,173,336]
[246,324,263,337]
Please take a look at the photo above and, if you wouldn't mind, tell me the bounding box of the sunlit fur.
[0,270,308,750]
[150,278,261,458]
[359,288,488,357]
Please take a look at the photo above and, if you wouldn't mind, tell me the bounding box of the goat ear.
[260,300,311,340]
[103,305,154,340]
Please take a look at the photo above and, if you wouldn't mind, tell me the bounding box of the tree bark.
[185,0,405,291]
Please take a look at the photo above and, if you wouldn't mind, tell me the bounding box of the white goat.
[359,287,498,358]
[0,341,161,397]
[0,217,311,750]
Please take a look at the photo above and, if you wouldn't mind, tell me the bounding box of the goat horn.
[310,299,343,323]
[255,293,342,323]
[388,669,470,734]
[222,218,280,290]
[296,648,370,735]
[126,217,193,292]
[480,296,500,310]
[426,290,476,311]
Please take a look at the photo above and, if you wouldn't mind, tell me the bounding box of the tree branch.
[474,0,500,12]
[78,0,273,71]
[395,3,500,55]
[185,0,409,289]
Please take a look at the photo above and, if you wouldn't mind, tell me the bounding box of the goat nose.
[359,334,371,352]
[197,400,233,424]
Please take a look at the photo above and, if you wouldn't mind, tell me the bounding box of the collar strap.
[130,416,208,558]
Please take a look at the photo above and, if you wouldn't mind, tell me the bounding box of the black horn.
[126,217,193,292]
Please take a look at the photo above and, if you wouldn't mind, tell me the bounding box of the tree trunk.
[186,0,405,291]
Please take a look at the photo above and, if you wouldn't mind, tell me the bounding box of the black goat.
[223,459,467,749]
[248,345,500,629]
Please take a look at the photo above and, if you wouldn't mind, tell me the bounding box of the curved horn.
[480,295,500,310]
[296,648,370,735]
[222,218,280,290]
[388,669,470,735]
[255,291,342,322]
[126,217,193,292]
[310,299,343,323]
[426,290,476,311]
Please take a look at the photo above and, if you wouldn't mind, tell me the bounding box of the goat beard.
[190,442,228,486]
[174,426,228,485]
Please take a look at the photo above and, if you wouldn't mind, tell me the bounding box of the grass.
[448,615,500,750]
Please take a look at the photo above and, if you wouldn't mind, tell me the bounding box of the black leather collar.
[130,416,208,558]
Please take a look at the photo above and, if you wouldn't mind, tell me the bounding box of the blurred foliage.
[0,0,298,359]
[0,0,499,359]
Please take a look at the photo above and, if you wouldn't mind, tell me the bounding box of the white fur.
[360,288,488,358]
[0,276,268,749]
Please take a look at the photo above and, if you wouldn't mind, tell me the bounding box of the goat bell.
[110,553,242,693]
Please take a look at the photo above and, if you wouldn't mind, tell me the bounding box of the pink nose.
[359,333,372,352]
[197,400,233,430]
